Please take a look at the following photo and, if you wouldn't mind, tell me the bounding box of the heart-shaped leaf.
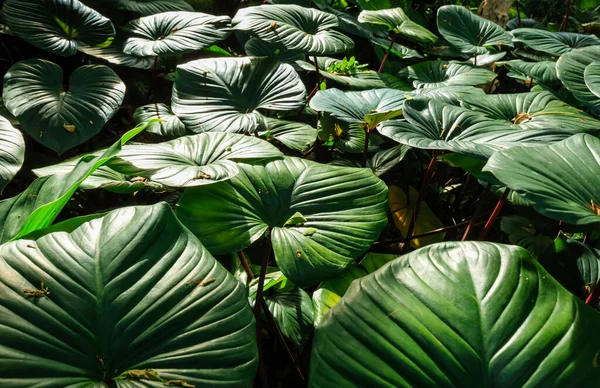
[78,33,155,69]
[309,241,600,386]
[460,91,600,132]
[259,117,317,153]
[556,45,600,108]
[309,88,406,127]
[134,103,187,138]
[378,99,571,159]
[171,57,306,133]
[108,133,283,187]
[511,28,600,56]
[232,5,354,55]
[437,5,513,55]
[402,61,497,89]
[484,133,600,230]
[2,59,126,153]
[3,0,115,57]
[113,0,194,15]
[501,60,561,89]
[0,202,258,386]
[263,287,314,349]
[358,8,438,44]
[123,11,231,57]
[176,157,388,286]
[584,61,600,99]
[0,116,25,193]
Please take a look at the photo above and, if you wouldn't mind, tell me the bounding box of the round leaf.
[511,28,600,56]
[501,60,561,89]
[483,133,600,230]
[460,91,600,132]
[134,103,187,138]
[556,45,600,108]
[437,5,513,55]
[3,0,115,57]
[358,8,437,44]
[123,12,231,57]
[402,61,497,89]
[172,57,306,133]
[2,59,126,154]
[232,5,354,55]
[0,116,25,193]
[0,203,258,386]
[113,0,193,15]
[176,157,388,287]
[107,133,284,187]
[584,61,600,99]
[309,88,406,125]
[378,99,571,159]
[310,241,600,387]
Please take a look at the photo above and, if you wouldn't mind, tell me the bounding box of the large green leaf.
[172,57,306,133]
[259,117,317,153]
[511,28,600,56]
[556,45,600,108]
[501,60,561,89]
[264,286,314,349]
[356,0,409,10]
[402,61,497,89]
[232,5,354,55]
[484,133,600,230]
[409,85,486,105]
[3,0,115,57]
[460,91,600,132]
[378,99,571,159]
[78,34,155,69]
[309,241,600,387]
[0,121,154,243]
[437,5,513,55]
[245,38,305,63]
[34,163,165,194]
[2,59,126,154]
[584,61,600,99]
[176,157,388,286]
[108,133,283,187]
[309,88,406,126]
[358,8,437,44]
[0,203,258,387]
[113,0,194,15]
[0,116,25,194]
[500,215,556,259]
[123,11,231,57]
[134,103,187,138]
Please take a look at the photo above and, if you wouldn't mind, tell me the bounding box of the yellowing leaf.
[388,185,445,248]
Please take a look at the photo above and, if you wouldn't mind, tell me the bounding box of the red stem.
[478,188,510,240]
[378,36,395,73]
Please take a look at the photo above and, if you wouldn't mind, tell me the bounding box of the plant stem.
[473,55,477,66]
[361,128,371,168]
[237,251,255,280]
[378,36,395,73]
[583,231,592,245]
[462,184,491,241]
[312,55,321,91]
[253,235,272,388]
[237,252,305,382]
[516,0,522,27]
[404,151,438,251]
[478,187,510,240]
[559,0,573,32]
